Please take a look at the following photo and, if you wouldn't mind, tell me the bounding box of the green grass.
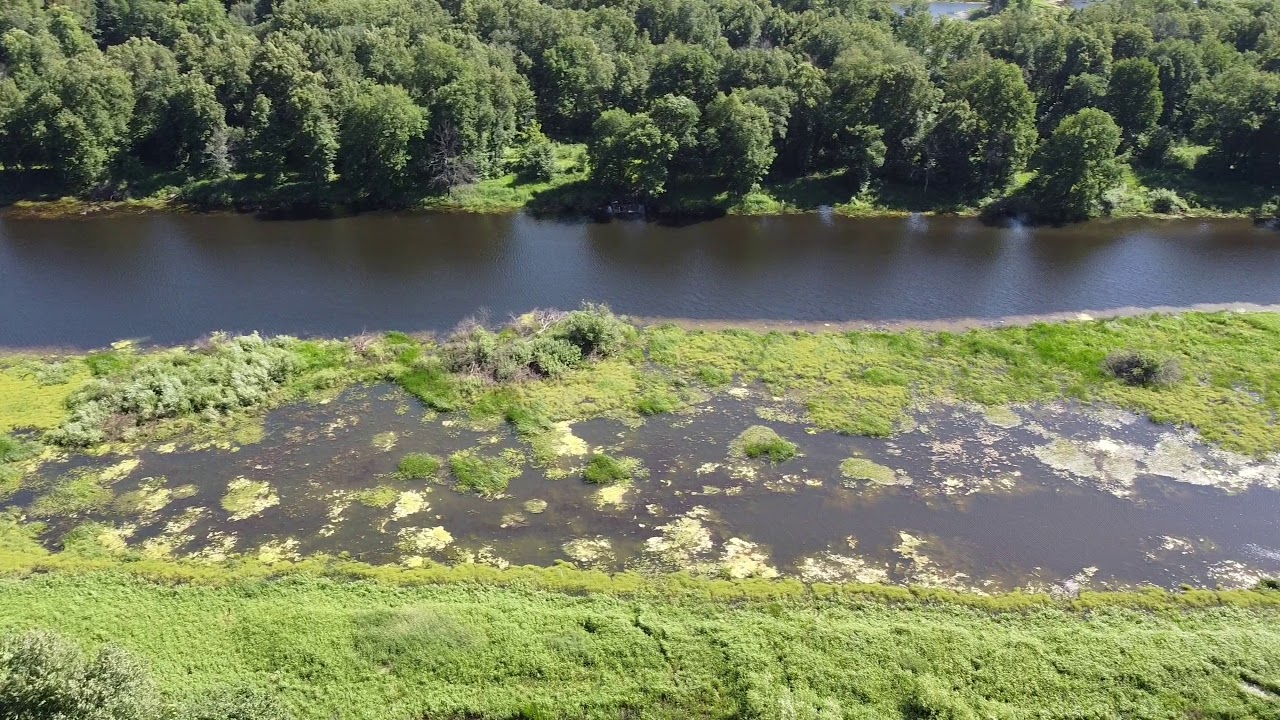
[8,311,1280,459]
[447,448,524,497]
[582,454,644,485]
[396,453,442,480]
[0,569,1278,720]
[732,425,798,462]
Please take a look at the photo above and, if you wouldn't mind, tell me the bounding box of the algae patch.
[563,536,614,568]
[220,478,279,520]
[718,538,778,579]
[593,483,632,510]
[391,490,429,520]
[398,526,454,554]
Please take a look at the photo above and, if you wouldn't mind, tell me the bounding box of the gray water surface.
[3,213,1279,348]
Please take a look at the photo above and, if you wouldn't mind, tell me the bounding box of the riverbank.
[3,153,1274,222]
[6,309,1280,453]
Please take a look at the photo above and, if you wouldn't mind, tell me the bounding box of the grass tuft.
[732,426,797,462]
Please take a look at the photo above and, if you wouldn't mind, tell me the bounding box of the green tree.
[1104,58,1163,140]
[338,82,428,197]
[588,108,677,198]
[1189,65,1280,183]
[649,43,720,105]
[649,93,700,155]
[1030,108,1124,221]
[703,92,775,191]
[1150,39,1204,132]
[538,36,616,136]
[923,57,1037,193]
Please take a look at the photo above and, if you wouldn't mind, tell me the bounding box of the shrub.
[444,328,583,382]
[526,336,583,378]
[732,426,797,462]
[448,449,524,497]
[184,687,292,720]
[1257,196,1280,223]
[0,629,161,720]
[1103,351,1183,388]
[1147,188,1189,214]
[582,454,644,484]
[552,304,630,358]
[398,453,442,480]
[513,140,557,183]
[443,326,501,375]
[48,334,303,447]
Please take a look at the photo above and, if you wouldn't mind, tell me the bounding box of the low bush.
[552,303,631,358]
[1103,351,1183,388]
[48,335,305,447]
[441,304,630,383]
[397,453,442,480]
[733,426,797,462]
[1147,188,1189,214]
[0,629,161,720]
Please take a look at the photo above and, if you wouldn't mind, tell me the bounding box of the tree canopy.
[0,0,1276,218]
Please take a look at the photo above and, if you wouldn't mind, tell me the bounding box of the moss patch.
[839,458,899,487]
[352,486,399,509]
[0,359,89,432]
[730,426,797,462]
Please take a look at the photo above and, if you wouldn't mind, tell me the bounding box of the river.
[2,212,1278,348]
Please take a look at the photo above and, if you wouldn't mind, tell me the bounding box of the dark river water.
[2,212,1278,348]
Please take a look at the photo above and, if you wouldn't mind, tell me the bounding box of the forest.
[0,0,1278,220]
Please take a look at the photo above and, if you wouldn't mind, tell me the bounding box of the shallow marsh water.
[14,383,1280,592]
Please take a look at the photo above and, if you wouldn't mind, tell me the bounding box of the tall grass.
[0,570,1277,720]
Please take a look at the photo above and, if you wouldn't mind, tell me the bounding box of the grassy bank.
[1,562,1279,720]
[5,309,1280,461]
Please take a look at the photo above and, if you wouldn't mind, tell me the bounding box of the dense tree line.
[0,0,1277,220]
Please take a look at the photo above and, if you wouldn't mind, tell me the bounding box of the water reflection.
[2,213,1279,347]
[15,384,1280,589]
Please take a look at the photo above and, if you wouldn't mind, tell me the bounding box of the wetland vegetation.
[4,306,1280,718]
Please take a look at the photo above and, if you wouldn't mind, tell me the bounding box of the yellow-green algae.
[0,358,89,433]
[220,478,279,520]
